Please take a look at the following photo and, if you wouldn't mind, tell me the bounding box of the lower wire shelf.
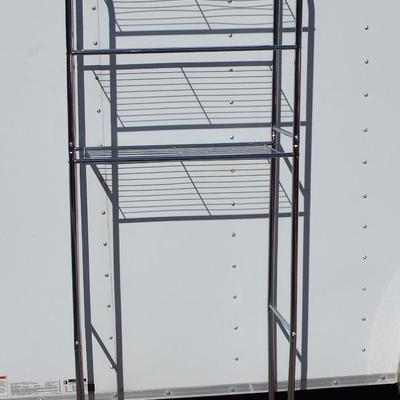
[75,142,293,164]
[77,142,293,223]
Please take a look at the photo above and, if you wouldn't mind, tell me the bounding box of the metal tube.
[288,0,304,399]
[267,1,282,399]
[71,44,296,56]
[65,1,85,400]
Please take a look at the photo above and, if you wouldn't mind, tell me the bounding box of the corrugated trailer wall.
[1,1,400,399]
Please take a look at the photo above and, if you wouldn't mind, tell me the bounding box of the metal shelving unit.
[65,0,303,399]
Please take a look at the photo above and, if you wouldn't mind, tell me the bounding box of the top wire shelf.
[110,0,296,36]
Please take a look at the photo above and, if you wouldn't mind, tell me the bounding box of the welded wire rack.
[92,65,293,130]
[112,0,295,34]
[67,0,305,398]
[94,159,291,222]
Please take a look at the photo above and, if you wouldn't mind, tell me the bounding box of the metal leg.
[288,1,304,399]
[65,0,85,399]
[268,1,283,399]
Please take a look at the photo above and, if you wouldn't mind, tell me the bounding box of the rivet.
[363,128,368,133]
[229,100,234,105]
[166,392,171,396]
[362,160,368,165]
[105,273,109,278]
[113,393,117,398]
[231,169,235,173]
[364,59,369,64]
[233,294,238,299]
[232,232,236,237]
[229,67,234,72]
[363,224,368,229]
[361,316,366,321]
[362,255,367,260]
[103,242,108,246]
[232,264,237,269]
[363,92,369,97]
[230,135,235,140]
[362,194,368,199]
[109,336,113,340]
[231,202,236,207]
[228,33,233,38]
[362,347,366,352]
[91,5,96,10]
[381,376,386,381]
[364,25,369,30]
[362,286,367,291]
[107,304,111,308]
[234,325,238,330]
[93,41,98,46]
[333,380,338,386]
[230,388,236,393]
[101,210,106,215]
[97,108,101,113]
[234,357,239,361]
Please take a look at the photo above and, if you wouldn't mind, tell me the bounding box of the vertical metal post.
[65,1,85,399]
[288,0,303,399]
[268,0,282,399]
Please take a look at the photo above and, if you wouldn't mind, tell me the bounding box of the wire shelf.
[92,64,293,132]
[78,142,292,164]
[111,0,296,35]
[93,159,292,222]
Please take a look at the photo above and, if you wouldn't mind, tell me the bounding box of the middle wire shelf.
[76,142,293,164]
[76,143,294,223]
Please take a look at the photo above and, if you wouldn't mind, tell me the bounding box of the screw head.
[364,59,369,64]
[362,160,368,165]
[234,325,238,330]
[232,264,237,269]
[229,67,233,72]
[231,169,235,173]
[93,41,98,46]
[105,273,109,278]
[109,336,113,340]
[362,194,368,199]
[363,224,368,229]
[107,304,111,308]
[232,232,236,237]
[361,316,366,321]
[362,286,367,291]
[364,92,369,97]
[166,392,171,396]
[103,242,108,246]
[101,210,106,215]
[91,5,97,10]
[97,108,101,113]
[231,202,236,207]
[364,25,369,30]
[362,347,366,352]
[362,255,368,260]
[333,380,338,386]
[232,294,238,299]
[228,33,233,38]
[230,135,235,140]
[229,100,234,105]
[234,356,239,361]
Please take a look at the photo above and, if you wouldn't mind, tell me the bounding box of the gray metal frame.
[64,0,304,399]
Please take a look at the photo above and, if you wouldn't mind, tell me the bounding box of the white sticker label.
[10,381,61,397]
[0,377,8,397]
